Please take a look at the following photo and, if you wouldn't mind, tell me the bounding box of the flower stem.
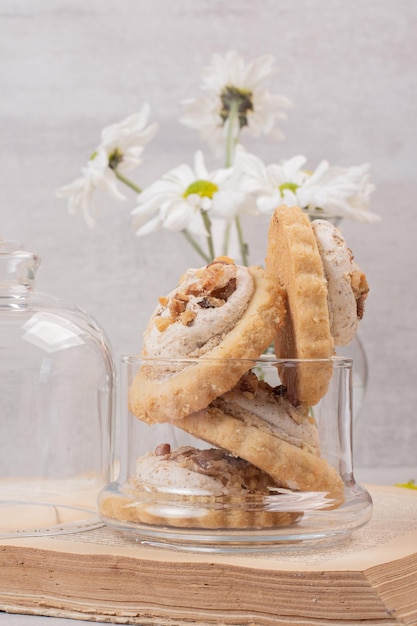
[224,99,249,266]
[225,100,239,168]
[234,215,249,266]
[182,230,211,264]
[222,223,231,256]
[202,211,216,261]
[113,169,142,194]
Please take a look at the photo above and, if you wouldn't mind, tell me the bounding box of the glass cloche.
[0,240,115,537]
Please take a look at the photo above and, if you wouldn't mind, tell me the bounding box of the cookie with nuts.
[129,257,285,423]
[176,371,345,504]
[100,444,302,529]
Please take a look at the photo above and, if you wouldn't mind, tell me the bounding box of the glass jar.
[336,335,368,423]
[99,355,372,552]
[0,240,115,537]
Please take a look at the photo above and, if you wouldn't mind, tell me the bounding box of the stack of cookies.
[108,204,369,530]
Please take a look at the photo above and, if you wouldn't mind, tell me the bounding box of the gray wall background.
[1,0,416,470]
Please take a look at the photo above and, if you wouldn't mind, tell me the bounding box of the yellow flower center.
[279,182,299,195]
[184,180,218,199]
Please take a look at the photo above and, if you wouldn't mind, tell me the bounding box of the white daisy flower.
[98,103,158,173]
[57,104,157,226]
[132,150,255,262]
[180,51,292,153]
[298,161,379,223]
[236,148,378,223]
[235,147,308,213]
[132,150,252,237]
[56,150,125,228]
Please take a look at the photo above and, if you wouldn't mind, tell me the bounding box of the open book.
[0,485,416,625]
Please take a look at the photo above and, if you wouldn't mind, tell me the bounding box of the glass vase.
[336,334,368,422]
[99,354,372,552]
[0,240,115,537]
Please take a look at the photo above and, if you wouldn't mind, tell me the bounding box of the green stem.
[225,99,239,168]
[113,169,142,194]
[182,230,211,264]
[202,211,215,262]
[222,222,231,256]
[224,99,249,266]
[234,215,249,266]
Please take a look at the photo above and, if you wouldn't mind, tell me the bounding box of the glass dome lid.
[0,240,116,536]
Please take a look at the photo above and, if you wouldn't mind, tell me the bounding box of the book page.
[2,486,417,573]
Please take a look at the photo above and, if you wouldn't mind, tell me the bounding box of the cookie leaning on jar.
[265,204,369,406]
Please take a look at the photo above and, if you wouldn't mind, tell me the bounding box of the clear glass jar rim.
[121,354,353,368]
[0,240,36,257]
